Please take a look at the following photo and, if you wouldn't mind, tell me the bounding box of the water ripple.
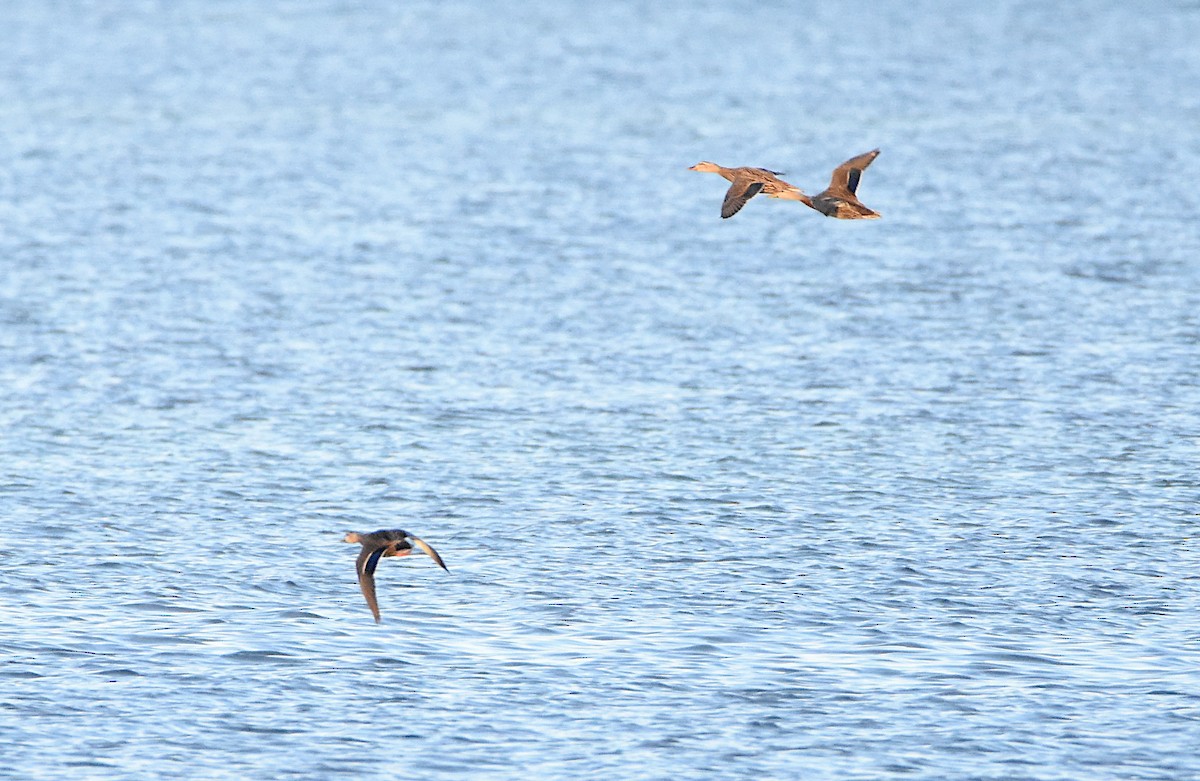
[3,1,1200,779]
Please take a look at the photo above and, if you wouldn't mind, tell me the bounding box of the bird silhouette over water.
[689,149,881,220]
[343,529,448,623]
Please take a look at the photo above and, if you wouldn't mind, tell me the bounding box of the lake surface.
[2,1,1199,778]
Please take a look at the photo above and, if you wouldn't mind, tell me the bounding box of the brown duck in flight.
[343,529,448,622]
[687,161,808,218]
[799,149,881,219]
[690,149,881,220]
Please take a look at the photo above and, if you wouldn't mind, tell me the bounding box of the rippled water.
[3,1,1200,778]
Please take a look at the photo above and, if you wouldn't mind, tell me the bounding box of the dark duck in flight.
[343,529,448,623]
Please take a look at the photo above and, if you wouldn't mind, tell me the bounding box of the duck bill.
[409,536,448,571]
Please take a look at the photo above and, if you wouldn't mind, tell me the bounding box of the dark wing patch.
[846,168,862,195]
[721,180,764,218]
[364,546,388,577]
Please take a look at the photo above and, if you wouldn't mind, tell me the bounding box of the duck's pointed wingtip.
[408,535,449,571]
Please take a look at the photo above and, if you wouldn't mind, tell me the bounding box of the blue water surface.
[2,2,1199,779]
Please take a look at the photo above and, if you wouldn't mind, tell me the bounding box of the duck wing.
[827,149,880,196]
[408,535,449,571]
[355,545,388,622]
[721,180,765,218]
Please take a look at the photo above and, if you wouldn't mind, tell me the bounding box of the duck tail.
[774,188,812,206]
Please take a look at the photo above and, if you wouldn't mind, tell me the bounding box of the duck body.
[343,529,448,623]
[688,161,808,218]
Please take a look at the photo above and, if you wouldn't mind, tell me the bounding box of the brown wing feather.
[827,149,880,195]
[408,536,449,571]
[356,546,386,623]
[721,180,765,218]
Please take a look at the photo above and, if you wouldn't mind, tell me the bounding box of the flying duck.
[688,161,808,218]
[799,149,881,219]
[343,529,448,622]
